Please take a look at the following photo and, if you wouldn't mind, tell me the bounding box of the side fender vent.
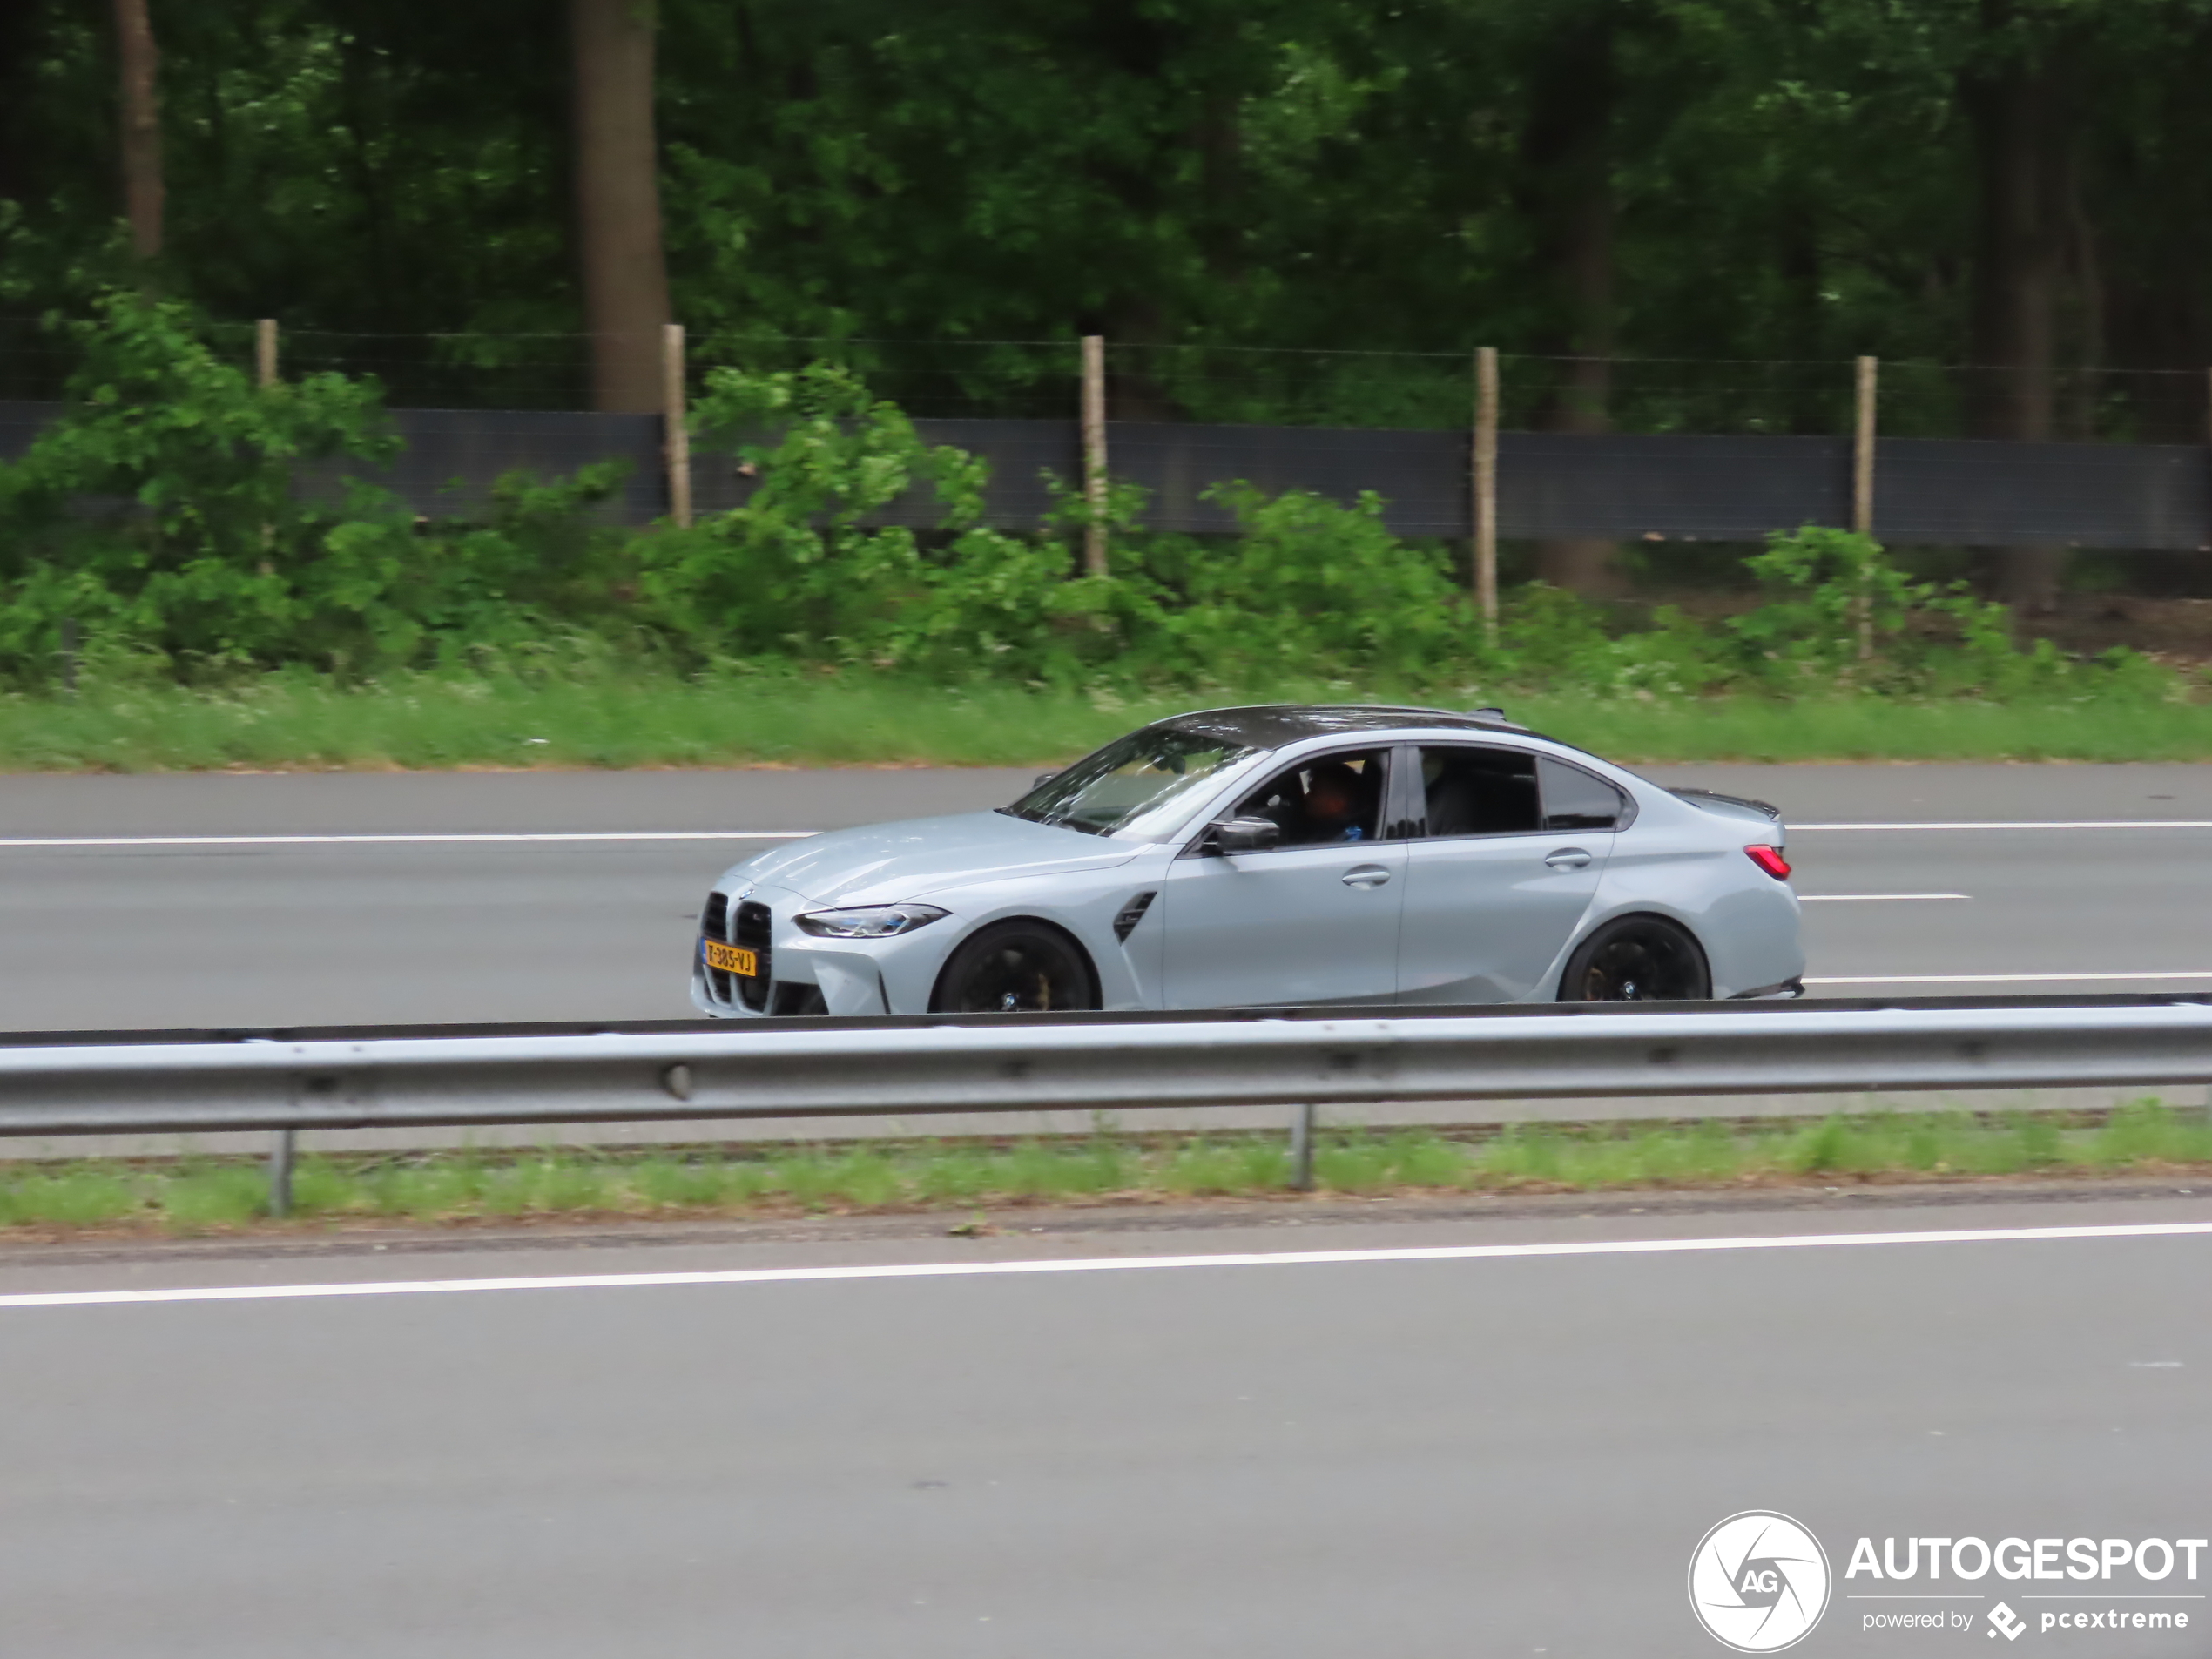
[1112,890,1158,943]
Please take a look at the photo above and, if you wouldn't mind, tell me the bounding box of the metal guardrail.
[4,994,2212,1208]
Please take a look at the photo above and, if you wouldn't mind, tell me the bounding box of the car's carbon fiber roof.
[1158,704,1531,750]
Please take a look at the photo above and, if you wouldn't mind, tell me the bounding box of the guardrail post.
[267,1128,296,1218]
[1289,1102,1317,1191]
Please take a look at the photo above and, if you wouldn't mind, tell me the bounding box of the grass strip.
[3,1103,2209,1236]
[4,671,2212,771]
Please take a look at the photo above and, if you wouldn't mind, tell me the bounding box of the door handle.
[1341,865,1392,888]
[1544,848,1593,870]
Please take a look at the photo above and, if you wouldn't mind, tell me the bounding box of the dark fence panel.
[1,401,669,522]
[307,408,665,523]
[1497,433,1847,543]
[706,418,1084,528]
[2,399,2209,551]
[0,399,48,463]
[701,420,1471,535]
[1876,437,2212,552]
[1100,421,1469,535]
[908,418,1079,527]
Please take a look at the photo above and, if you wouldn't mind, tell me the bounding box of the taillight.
[1745,844,1791,880]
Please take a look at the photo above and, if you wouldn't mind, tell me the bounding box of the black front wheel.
[930,921,1099,1014]
[1557,916,1711,1002]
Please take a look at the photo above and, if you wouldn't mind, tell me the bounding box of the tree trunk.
[1520,3,1621,597]
[1964,0,2067,612]
[570,0,671,413]
[112,0,163,260]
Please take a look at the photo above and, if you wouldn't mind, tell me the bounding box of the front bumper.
[691,886,917,1017]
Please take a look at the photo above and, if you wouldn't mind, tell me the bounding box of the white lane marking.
[1797,893,1969,902]
[1796,820,2212,831]
[0,831,819,849]
[1809,970,2212,985]
[2,1219,2207,1312]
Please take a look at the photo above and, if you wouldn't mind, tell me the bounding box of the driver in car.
[1297,761,1369,844]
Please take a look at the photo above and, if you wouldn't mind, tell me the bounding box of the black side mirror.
[1211,815,1281,854]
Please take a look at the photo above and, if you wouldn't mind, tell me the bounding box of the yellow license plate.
[702,939,759,976]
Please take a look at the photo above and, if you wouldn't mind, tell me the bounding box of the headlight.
[794,903,950,939]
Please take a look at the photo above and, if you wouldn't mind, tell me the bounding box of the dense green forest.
[2,0,2210,650]
[6,1,2210,410]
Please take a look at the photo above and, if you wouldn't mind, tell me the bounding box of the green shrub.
[0,302,2189,711]
[639,362,1148,683]
[0,293,645,681]
[0,292,395,677]
[1137,482,1474,681]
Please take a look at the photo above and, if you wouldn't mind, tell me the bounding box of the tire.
[1556,915,1711,1002]
[929,921,1100,1014]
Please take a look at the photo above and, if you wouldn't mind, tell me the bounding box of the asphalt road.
[1,762,2209,1030]
[1,1194,2205,1657]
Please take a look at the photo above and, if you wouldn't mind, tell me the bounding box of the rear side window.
[1416,746,1540,836]
[1538,756,1631,831]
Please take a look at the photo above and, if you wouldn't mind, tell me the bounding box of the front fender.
[890,851,1178,1012]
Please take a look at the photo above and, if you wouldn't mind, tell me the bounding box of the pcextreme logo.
[1689,1511,1833,1653]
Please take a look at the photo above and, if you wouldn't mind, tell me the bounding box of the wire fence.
[4,313,2209,442]
[3,315,2209,552]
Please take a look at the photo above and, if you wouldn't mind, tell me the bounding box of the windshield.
[1002,725,1260,838]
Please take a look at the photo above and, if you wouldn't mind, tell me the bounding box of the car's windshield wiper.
[997,802,1107,836]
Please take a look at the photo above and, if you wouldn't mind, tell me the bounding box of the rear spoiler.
[1670,787,1782,821]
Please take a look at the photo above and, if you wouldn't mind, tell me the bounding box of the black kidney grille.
[733,900,773,1011]
[699,892,733,999]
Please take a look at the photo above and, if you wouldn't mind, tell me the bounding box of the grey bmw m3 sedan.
[693,704,1804,1016]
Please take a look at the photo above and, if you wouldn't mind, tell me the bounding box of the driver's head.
[1305,762,1360,827]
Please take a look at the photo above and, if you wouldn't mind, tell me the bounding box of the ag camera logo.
[1689,1511,1832,1652]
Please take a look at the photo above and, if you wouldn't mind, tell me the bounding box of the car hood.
[721,811,1147,907]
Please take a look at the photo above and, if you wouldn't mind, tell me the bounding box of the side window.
[1416,746,1541,836]
[1231,749,1389,847]
[1538,756,1630,831]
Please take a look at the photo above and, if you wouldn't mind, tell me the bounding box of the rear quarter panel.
[1578,793,1804,998]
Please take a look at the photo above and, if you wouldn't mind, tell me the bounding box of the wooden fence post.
[663,322,692,529]
[1474,346,1500,646]
[1852,354,1878,535]
[1081,334,1109,577]
[254,319,278,388]
[1853,354,1878,662]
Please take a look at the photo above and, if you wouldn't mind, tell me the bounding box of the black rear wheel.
[929,921,1098,1014]
[1557,916,1710,1002]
